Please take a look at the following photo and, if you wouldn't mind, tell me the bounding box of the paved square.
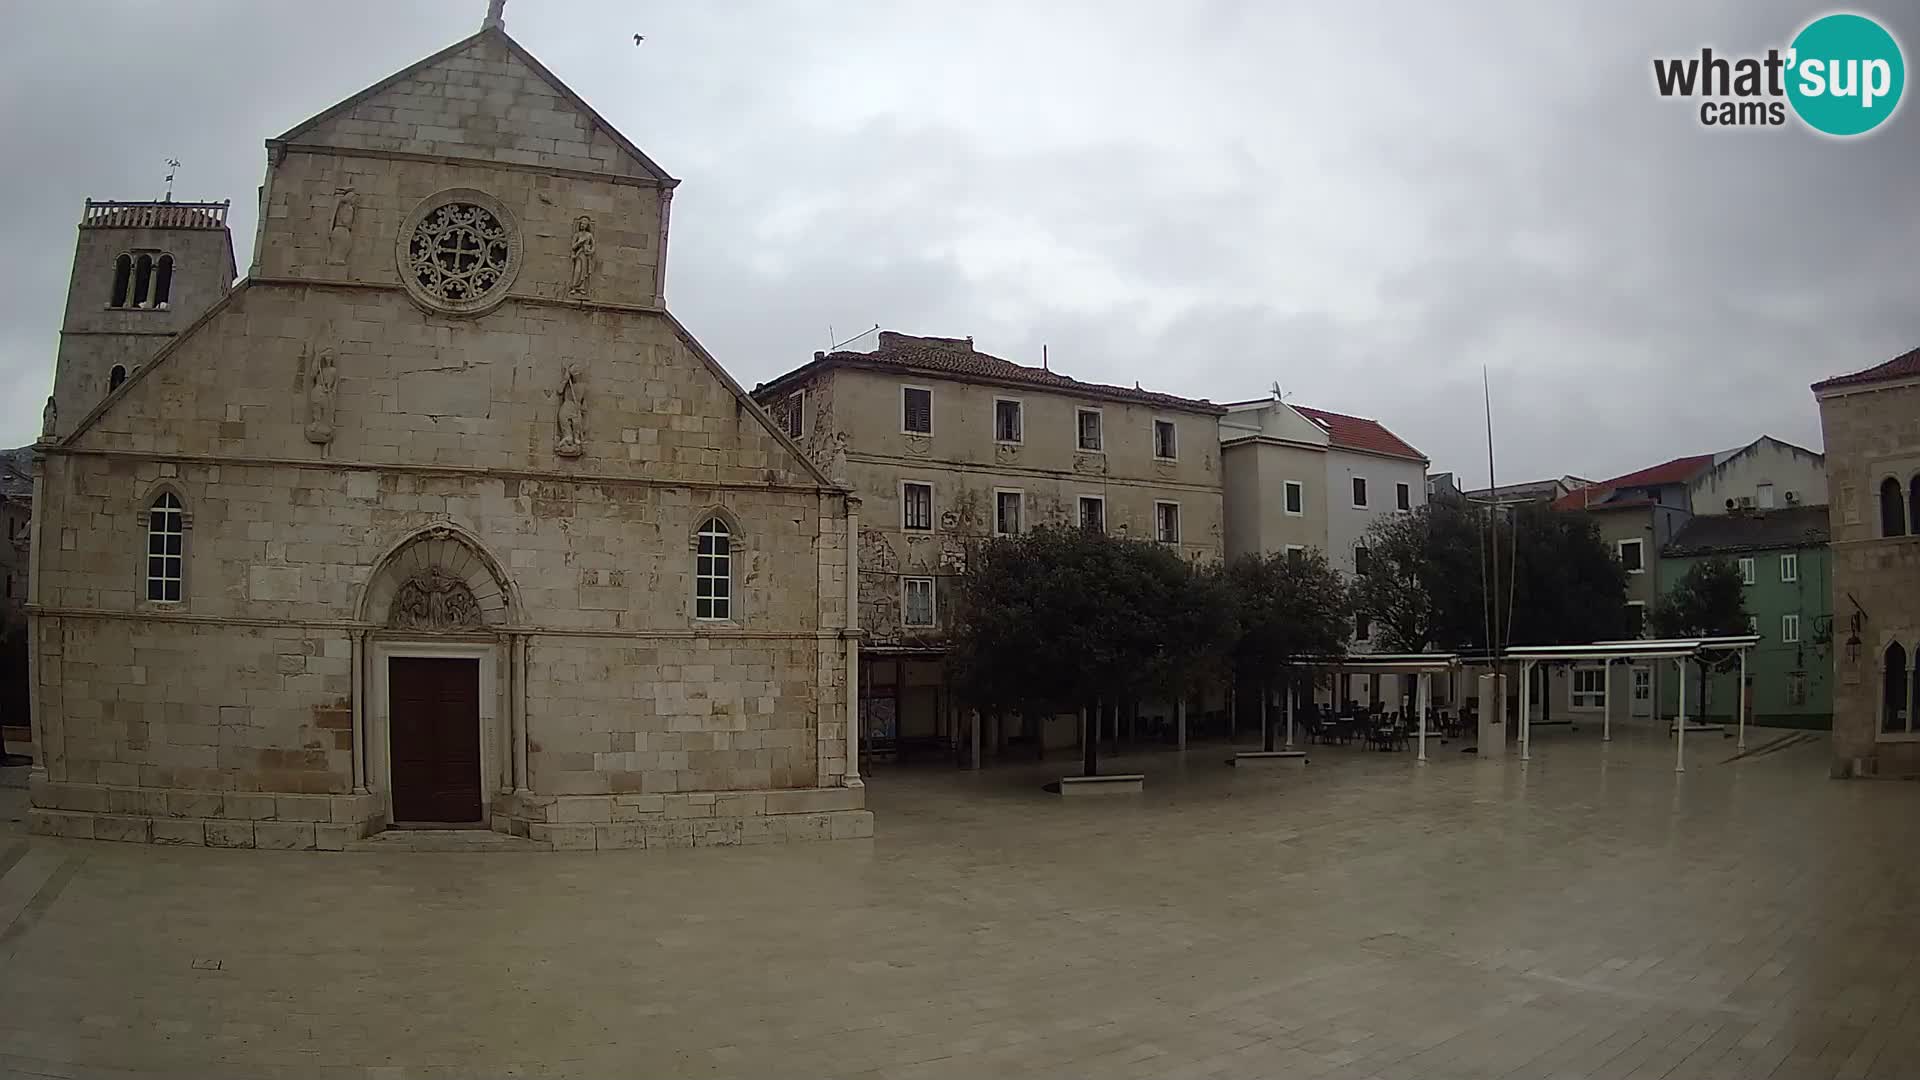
[3,723,1918,1079]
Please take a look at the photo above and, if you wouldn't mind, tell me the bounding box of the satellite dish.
[1270,381,1284,401]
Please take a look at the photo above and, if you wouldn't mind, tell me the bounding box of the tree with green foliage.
[1651,555,1752,713]
[1226,549,1350,751]
[949,526,1233,777]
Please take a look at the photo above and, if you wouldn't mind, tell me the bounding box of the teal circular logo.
[1786,13,1905,136]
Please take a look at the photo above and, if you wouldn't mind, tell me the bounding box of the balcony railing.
[81,199,230,230]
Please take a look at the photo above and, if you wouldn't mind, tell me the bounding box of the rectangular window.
[1355,614,1371,642]
[1738,557,1756,585]
[1747,614,1760,635]
[1626,600,1646,637]
[1632,666,1651,702]
[1284,545,1305,565]
[1618,539,1644,574]
[1354,545,1371,576]
[1351,477,1368,507]
[147,496,184,603]
[995,490,1023,537]
[1756,483,1775,509]
[902,577,936,628]
[1153,419,1177,460]
[1078,496,1105,533]
[901,386,932,434]
[1572,667,1607,709]
[994,398,1023,443]
[1396,482,1411,510]
[1283,480,1304,516]
[1076,408,1103,452]
[1780,553,1799,583]
[1782,613,1801,643]
[901,482,933,531]
[1155,501,1181,544]
[1787,671,1808,706]
[783,390,805,439]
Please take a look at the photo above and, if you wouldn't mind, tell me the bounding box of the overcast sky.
[2,0,1914,483]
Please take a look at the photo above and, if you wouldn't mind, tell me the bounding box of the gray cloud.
[2,0,1913,486]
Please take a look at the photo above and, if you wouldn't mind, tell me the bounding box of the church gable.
[59,284,834,491]
[276,29,673,182]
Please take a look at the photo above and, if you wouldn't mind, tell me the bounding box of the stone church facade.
[26,16,868,849]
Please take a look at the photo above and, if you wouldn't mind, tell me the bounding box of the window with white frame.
[782,390,805,438]
[1283,480,1303,516]
[1396,482,1411,510]
[1618,539,1644,573]
[994,398,1023,443]
[1747,614,1760,635]
[1155,501,1181,544]
[901,482,933,531]
[1787,671,1808,706]
[1780,553,1798,583]
[1738,557,1756,585]
[1076,408,1103,452]
[1756,483,1775,509]
[1572,667,1607,709]
[901,386,932,434]
[995,490,1023,536]
[1351,476,1368,507]
[1626,600,1646,637]
[1781,613,1801,643]
[146,492,184,602]
[1632,666,1651,702]
[1078,495,1105,533]
[694,517,732,620]
[1284,545,1305,564]
[902,577,936,627]
[1153,419,1177,460]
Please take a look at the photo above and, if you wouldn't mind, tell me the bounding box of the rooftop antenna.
[828,323,879,352]
[1042,344,1049,371]
[163,158,181,202]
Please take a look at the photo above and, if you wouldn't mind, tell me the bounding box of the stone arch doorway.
[355,525,521,827]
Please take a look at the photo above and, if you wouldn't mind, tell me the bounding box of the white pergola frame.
[1295,654,1461,763]
[1504,635,1762,772]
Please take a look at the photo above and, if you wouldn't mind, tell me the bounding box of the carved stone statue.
[305,348,338,445]
[326,189,357,266]
[40,396,55,441]
[555,364,586,457]
[568,215,595,297]
[829,431,850,484]
[388,567,484,632]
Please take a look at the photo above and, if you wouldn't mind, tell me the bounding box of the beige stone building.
[26,13,867,849]
[1813,347,1920,777]
[752,332,1223,755]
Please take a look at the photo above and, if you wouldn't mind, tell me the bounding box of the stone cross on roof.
[483,0,506,31]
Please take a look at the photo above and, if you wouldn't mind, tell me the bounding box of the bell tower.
[48,198,236,437]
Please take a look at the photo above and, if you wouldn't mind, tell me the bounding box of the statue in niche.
[40,396,56,441]
[829,431,850,484]
[389,567,484,632]
[568,215,596,297]
[555,364,587,457]
[326,188,357,266]
[305,347,338,445]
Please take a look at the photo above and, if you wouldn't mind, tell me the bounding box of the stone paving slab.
[1,722,1917,1078]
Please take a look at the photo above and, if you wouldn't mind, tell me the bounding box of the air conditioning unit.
[1737,496,1754,508]
[1784,490,1800,504]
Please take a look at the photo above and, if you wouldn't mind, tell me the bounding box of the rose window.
[406,203,512,304]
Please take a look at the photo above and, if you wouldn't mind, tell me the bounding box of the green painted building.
[1657,506,1832,729]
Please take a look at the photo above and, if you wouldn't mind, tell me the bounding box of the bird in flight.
[634,33,645,45]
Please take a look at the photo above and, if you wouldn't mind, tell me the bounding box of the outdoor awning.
[1295,653,1460,673]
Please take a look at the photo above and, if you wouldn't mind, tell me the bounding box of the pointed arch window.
[1880,477,1907,538]
[1884,642,1911,735]
[146,492,184,602]
[694,517,732,621]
